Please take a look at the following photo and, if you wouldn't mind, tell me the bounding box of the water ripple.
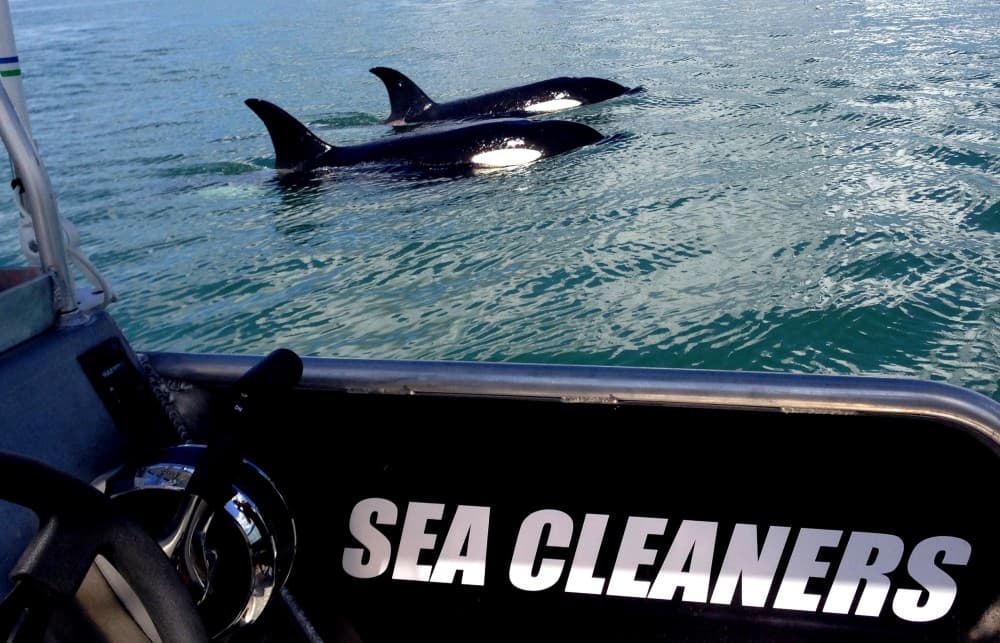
[3,0,997,402]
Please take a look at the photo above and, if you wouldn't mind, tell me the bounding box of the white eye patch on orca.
[523,98,583,113]
[471,138,543,167]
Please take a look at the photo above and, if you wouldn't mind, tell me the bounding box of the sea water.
[2,0,998,401]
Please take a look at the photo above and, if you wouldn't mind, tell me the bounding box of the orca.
[369,67,640,125]
[245,98,604,175]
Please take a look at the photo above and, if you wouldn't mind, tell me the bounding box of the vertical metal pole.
[0,0,32,148]
[0,1,78,317]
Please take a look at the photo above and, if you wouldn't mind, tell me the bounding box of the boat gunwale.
[145,350,1000,457]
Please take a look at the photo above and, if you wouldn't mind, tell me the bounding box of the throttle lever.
[106,349,302,636]
[158,348,302,568]
[184,348,303,509]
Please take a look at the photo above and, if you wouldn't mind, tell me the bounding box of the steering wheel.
[0,451,209,642]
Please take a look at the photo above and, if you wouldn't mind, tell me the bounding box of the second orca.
[370,66,640,126]
[245,98,604,175]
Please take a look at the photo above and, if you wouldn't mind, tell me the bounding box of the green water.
[3,0,998,400]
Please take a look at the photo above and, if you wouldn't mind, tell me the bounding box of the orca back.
[246,99,604,176]
[370,67,638,124]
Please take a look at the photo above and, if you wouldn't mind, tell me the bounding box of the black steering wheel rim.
[0,451,208,643]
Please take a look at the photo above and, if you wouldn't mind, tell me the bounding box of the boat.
[0,2,997,641]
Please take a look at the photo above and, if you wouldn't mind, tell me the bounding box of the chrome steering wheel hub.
[100,444,296,639]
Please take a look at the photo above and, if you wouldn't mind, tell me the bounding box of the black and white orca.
[369,67,640,125]
[245,98,604,174]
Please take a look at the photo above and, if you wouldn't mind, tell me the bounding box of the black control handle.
[184,348,303,508]
[230,347,304,403]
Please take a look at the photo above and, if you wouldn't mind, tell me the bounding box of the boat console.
[0,299,998,642]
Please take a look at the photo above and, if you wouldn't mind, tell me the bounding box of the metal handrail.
[0,80,79,317]
[0,76,77,317]
[147,351,1000,457]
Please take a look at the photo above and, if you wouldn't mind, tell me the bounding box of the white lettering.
[392,502,445,582]
[710,524,790,607]
[649,520,717,602]
[774,528,842,611]
[341,498,974,627]
[607,516,667,598]
[825,531,904,616]
[893,536,971,622]
[429,505,491,586]
[509,509,573,591]
[565,514,610,595]
[343,497,397,579]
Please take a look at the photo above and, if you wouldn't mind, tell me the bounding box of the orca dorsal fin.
[245,98,333,172]
[369,67,437,124]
